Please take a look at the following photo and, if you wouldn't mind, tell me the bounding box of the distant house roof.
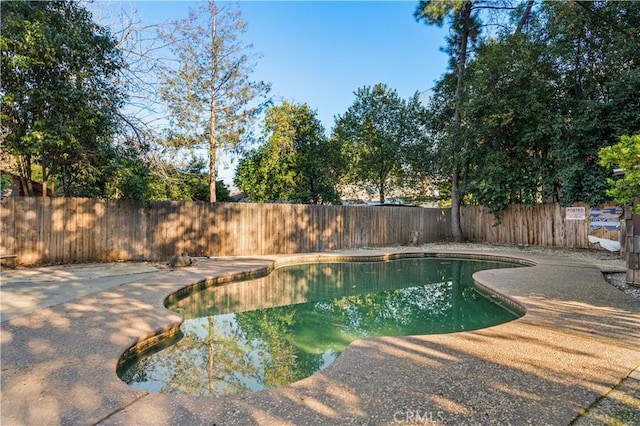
[1,170,45,197]
[231,191,249,202]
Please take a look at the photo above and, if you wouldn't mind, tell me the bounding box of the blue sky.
[237,1,450,129]
[89,1,451,183]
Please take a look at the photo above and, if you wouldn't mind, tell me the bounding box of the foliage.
[0,173,13,193]
[538,1,640,207]
[599,135,640,214]
[462,34,559,213]
[398,92,438,203]
[235,102,342,204]
[419,0,640,215]
[148,156,234,202]
[7,0,636,212]
[216,180,234,202]
[157,0,270,202]
[333,84,426,203]
[81,143,153,201]
[1,0,126,197]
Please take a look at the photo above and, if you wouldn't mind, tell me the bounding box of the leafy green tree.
[537,1,640,207]
[215,180,234,202]
[461,34,559,213]
[1,0,125,196]
[235,147,284,202]
[333,83,418,203]
[235,102,342,204]
[148,156,234,202]
[158,0,270,203]
[83,143,153,201]
[420,74,457,208]
[400,92,438,204]
[419,1,640,216]
[599,135,640,214]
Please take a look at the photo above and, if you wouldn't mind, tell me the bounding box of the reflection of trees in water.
[134,316,258,396]
[236,307,325,388]
[119,356,152,386]
[317,280,454,337]
[127,259,518,396]
[170,259,458,318]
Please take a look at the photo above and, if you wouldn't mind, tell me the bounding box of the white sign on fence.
[565,206,586,220]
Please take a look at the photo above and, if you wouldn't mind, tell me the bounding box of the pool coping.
[1,249,639,425]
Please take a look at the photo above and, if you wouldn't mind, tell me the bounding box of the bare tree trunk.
[515,0,535,34]
[19,156,35,196]
[451,171,463,241]
[41,164,47,197]
[209,141,217,203]
[209,3,218,203]
[450,0,472,242]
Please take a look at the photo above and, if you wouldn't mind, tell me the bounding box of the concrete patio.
[1,248,639,425]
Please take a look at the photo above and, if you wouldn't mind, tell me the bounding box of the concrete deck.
[1,249,639,425]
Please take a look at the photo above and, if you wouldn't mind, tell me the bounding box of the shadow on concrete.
[1,254,639,425]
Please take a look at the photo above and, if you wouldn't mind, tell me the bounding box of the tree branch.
[573,1,640,47]
[515,0,535,34]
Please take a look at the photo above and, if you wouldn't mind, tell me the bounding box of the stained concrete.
[1,249,639,425]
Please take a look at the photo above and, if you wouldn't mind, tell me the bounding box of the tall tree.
[1,0,124,196]
[462,34,559,213]
[515,0,535,34]
[333,84,413,204]
[420,0,640,215]
[235,102,343,204]
[538,0,640,206]
[158,1,270,202]
[415,0,478,241]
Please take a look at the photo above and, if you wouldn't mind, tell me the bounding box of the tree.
[81,142,153,201]
[421,75,457,208]
[1,0,125,196]
[401,92,438,204]
[462,34,559,213]
[599,135,640,214]
[235,102,342,204]
[415,0,478,241]
[537,1,640,207]
[158,0,270,203]
[147,156,234,202]
[418,1,640,217]
[333,84,412,204]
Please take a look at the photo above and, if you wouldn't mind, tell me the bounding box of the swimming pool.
[118,257,522,396]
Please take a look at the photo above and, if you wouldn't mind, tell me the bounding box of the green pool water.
[119,257,521,397]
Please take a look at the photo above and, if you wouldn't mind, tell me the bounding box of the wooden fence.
[1,197,624,266]
[460,203,624,250]
[0,197,451,266]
